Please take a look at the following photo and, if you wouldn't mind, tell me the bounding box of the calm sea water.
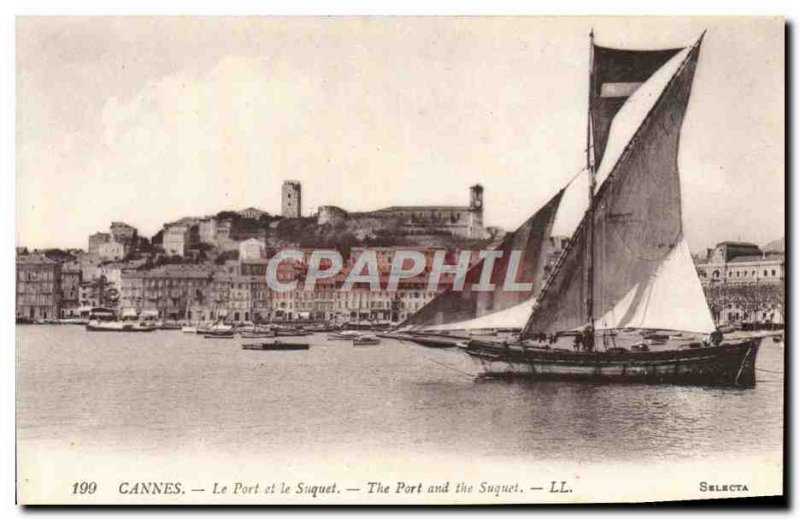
[16,326,784,466]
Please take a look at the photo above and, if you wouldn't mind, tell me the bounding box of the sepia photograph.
[14,15,784,505]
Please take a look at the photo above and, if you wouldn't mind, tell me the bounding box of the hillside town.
[16,181,502,326]
[16,180,784,330]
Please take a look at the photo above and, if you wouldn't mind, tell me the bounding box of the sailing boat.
[396,32,761,387]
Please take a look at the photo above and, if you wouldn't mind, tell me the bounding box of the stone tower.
[468,184,484,239]
[282,180,302,218]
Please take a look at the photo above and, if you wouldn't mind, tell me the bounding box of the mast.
[585,29,596,349]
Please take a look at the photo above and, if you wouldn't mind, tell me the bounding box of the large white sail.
[595,237,715,333]
[552,47,691,240]
[422,296,537,331]
[523,35,708,337]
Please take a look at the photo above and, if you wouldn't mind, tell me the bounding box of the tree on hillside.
[216,210,241,222]
[43,249,76,263]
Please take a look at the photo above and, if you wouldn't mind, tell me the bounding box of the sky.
[15,16,784,253]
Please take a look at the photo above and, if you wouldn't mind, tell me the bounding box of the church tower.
[468,184,484,238]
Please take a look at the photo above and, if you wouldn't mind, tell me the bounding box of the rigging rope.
[420,353,477,379]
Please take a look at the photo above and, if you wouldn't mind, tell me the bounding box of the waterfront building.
[16,254,61,321]
[695,241,785,326]
[59,261,82,317]
[134,266,213,321]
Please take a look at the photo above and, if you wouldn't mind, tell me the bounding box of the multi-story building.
[97,240,128,261]
[198,217,218,244]
[695,241,785,326]
[239,238,266,260]
[59,261,82,317]
[87,232,111,256]
[214,220,238,252]
[16,254,61,321]
[163,223,199,257]
[262,245,479,323]
[132,266,214,320]
[110,221,138,244]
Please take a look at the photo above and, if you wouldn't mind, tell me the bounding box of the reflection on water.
[16,327,783,464]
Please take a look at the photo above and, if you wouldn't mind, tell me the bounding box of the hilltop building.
[317,184,488,240]
[282,181,302,218]
[163,222,199,257]
[88,221,138,261]
[238,207,268,220]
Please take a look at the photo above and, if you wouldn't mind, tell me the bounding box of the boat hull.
[403,333,463,349]
[85,322,157,332]
[461,338,761,388]
[242,342,310,351]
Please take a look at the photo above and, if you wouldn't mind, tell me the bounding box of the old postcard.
[15,16,784,505]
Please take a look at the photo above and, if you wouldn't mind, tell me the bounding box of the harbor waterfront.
[15,17,785,505]
[17,326,783,501]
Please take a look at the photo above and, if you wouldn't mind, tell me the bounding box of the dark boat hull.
[242,342,310,351]
[461,338,761,388]
[379,332,464,348]
[203,332,234,338]
[406,334,463,349]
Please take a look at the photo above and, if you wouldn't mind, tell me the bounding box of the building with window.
[695,241,784,326]
[16,254,61,321]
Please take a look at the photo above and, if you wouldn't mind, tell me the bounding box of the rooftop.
[717,241,759,246]
[728,253,784,264]
[372,205,470,213]
[17,254,58,265]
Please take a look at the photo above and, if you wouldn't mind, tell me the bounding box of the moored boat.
[203,330,235,338]
[242,341,310,351]
[460,337,760,387]
[198,321,234,335]
[402,332,465,349]
[58,317,89,325]
[352,335,380,346]
[327,330,362,340]
[86,320,157,332]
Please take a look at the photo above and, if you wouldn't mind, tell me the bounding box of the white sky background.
[15,16,784,251]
